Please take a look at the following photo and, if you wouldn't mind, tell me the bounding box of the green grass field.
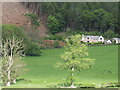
[6,45,118,88]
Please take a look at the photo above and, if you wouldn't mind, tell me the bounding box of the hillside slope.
[2,2,47,37]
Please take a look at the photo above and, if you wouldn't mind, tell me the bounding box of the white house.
[112,38,120,44]
[107,40,112,44]
[82,34,104,43]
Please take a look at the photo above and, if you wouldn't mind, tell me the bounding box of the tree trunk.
[6,81,10,86]
[70,67,74,88]
[6,56,13,86]
[7,70,11,86]
[13,79,16,83]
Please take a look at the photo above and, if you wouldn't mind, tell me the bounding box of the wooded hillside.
[2,2,119,37]
[23,2,118,36]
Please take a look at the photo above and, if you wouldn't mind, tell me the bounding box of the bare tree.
[1,36,25,86]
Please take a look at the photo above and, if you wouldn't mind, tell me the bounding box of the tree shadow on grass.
[48,83,96,88]
[16,78,31,83]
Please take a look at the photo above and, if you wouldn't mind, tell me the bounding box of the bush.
[45,35,64,41]
[94,42,104,44]
[87,42,104,45]
[2,25,41,56]
[25,42,41,56]
[47,14,65,34]
[53,40,60,48]
[43,40,54,49]
[79,84,95,88]
[2,24,28,41]
[66,28,75,35]
[24,13,40,29]
[40,40,66,49]
[103,29,115,39]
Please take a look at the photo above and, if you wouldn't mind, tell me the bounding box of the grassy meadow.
[6,45,118,88]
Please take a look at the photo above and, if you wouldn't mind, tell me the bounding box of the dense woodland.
[23,2,119,37]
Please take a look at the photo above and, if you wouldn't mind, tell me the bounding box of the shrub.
[2,24,28,41]
[45,35,64,41]
[25,13,40,29]
[47,14,65,34]
[43,40,54,49]
[25,42,41,56]
[66,28,75,35]
[94,42,104,45]
[103,30,115,39]
[79,84,95,88]
[53,40,60,48]
[87,42,104,45]
[40,40,66,49]
[2,25,41,56]
[54,35,64,41]
[104,82,120,88]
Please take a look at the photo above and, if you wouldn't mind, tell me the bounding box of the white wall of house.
[107,40,112,44]
[112,38,120,43]
[115,40,120,43]
[82,34,104,43]
[84,39,98,43]
[98,36,104,43]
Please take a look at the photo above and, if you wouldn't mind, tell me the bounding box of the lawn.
[6,45,118,88]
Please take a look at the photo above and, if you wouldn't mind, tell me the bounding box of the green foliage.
[88,42,104,45]
[40,2,59,15]
[47,15,59,34]
[81,9,116,33]
[105,82,120,88]
[45,35,64,41]
[79,83,95,88]
[25,2,118,35]
[94,42,104,45]
[40,2,117,35]
[25,13,40,29]
[25,42,41,56]
[47,14,65,34]
[103,30,115,39]
[57,34,95,87]
[55,13,65,31]
[66,28,76,35]
[2,24,29,48]
[53,40,60,48]
[2,25,27,41]
[2,25,41,56]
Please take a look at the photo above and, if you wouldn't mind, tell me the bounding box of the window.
[100,38,102,40]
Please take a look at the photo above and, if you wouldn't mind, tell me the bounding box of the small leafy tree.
[25,42,41,56]
[1,36,25,86]
[47,15,60,34]
[25,13,40,29]
[57,34,95,87]
[53,40,60,48]
[103,29,115,39]
[47,14,65,34]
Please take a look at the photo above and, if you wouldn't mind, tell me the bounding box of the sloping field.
[8,45,118,88]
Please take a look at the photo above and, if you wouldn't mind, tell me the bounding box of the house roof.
[85,35,100,40]
[113,38,120,41]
